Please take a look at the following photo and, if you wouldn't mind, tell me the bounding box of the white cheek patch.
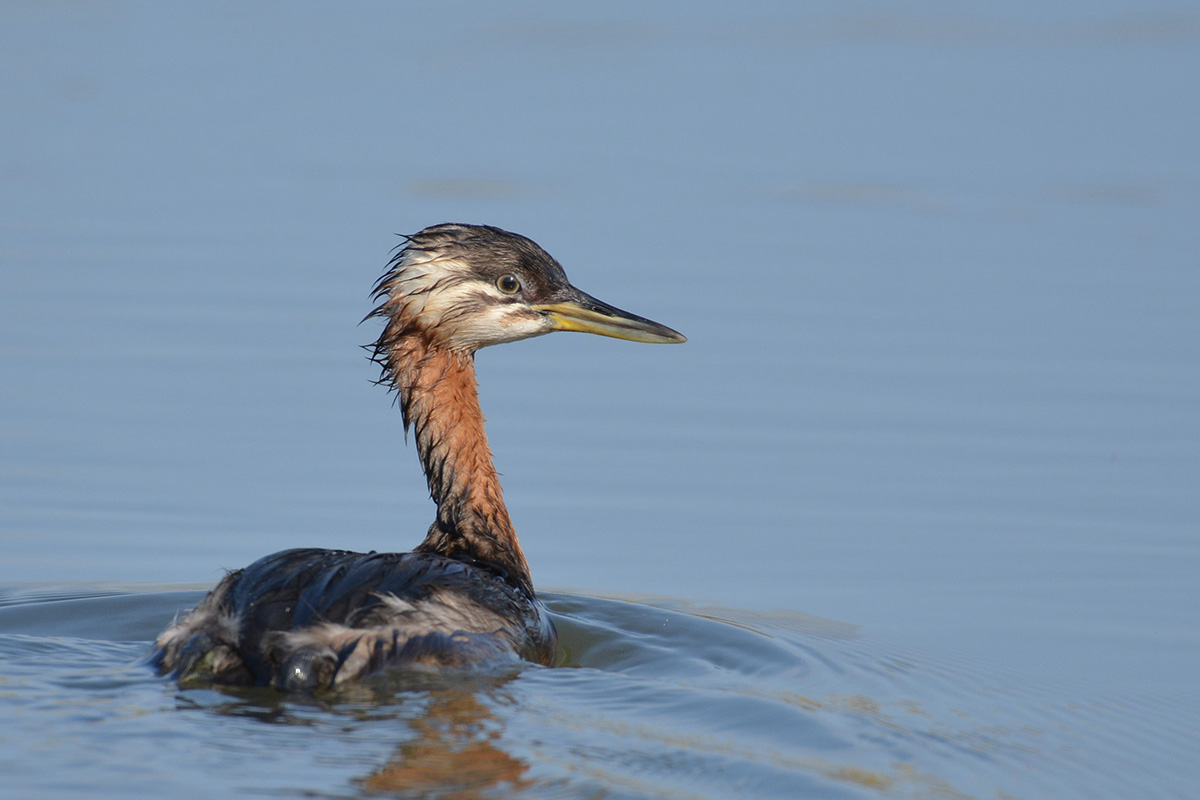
[390,256,474,324]
[451,304,547,350]
[385,254,550,350]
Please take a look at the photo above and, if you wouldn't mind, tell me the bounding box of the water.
[3,586,1193,799]
[3,2,1199,798]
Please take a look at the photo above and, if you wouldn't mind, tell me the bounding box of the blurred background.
[3,0,1198,703]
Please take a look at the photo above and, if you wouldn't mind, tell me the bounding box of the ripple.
[0,585,1195,799]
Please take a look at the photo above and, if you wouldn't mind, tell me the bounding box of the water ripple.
[0,585,1194,799]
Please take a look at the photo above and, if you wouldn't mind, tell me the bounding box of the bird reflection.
[355,688,531,798]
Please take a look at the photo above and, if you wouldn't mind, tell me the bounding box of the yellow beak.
[533,290,686,344]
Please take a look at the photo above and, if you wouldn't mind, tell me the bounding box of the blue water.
[2,2,1199,797]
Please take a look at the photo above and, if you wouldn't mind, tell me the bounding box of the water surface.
[3,586,1193,799]
[2,2,1199,797]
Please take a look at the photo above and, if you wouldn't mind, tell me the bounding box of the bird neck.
[390,338,533,596]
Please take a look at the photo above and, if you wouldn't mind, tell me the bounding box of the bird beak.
[534,289,686,344]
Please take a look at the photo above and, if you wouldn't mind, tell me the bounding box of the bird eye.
[496,273,521,294]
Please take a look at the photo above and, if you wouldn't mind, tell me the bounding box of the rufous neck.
[390,337,532,594]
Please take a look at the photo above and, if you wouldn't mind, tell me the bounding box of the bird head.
[370,223,685,354]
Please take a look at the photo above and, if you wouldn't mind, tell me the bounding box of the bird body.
[154,548,554,688]
[152,224,683,689]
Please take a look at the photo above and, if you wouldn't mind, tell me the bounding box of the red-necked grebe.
[152,223,685,688]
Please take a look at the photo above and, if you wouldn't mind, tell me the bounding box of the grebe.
[152,223,685,689]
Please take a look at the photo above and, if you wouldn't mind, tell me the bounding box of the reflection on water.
[1,585,1194,800]
[355,690,532,798]
[172,672,536,798]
